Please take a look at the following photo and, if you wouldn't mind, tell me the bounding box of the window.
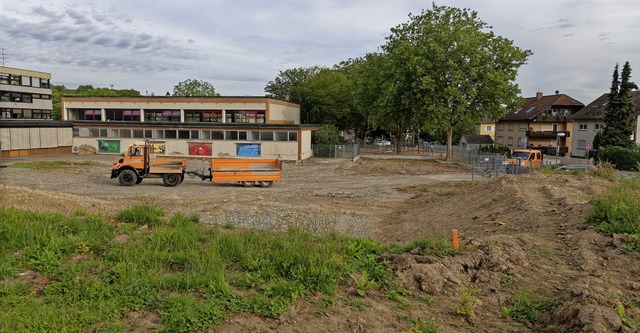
[0,92,9,102]
[288,132,298,141]
[275,132,288,141]
[507,137,513,145]
[123,110,141,121]
[226,110,266,123]
[21,76,31,86]
[211,131,224,140]
[496,136,504,144]
[594,123,603,131]
[577,139,587,150]
[508,123,514,131]
[260,131,274,141]
[165,130,177,139]
[578,124,587,131]
[485,125,493,132]
[83,109,102,120]
[39,78,50,88]
[0,74,9,84]
[133,129,144,138]
[497,123,504,131]
[202,110,223,122]
[226,131,238,140]
[518,124,527,131]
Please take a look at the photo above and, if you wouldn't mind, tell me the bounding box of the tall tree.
[172,79,220,97]
[599,62,638,148]
[379,4,531,159]
[305,68,353,125]
[264,67,322,123]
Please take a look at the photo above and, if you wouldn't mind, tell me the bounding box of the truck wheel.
[163,174,181,187]
[119,170,138,186]
[258,181,273,188]
[241,181,255,187]
[136,177,143,184]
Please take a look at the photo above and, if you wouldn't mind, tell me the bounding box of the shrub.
[594,146,640,171]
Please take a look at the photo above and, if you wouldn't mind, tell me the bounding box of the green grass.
[0,205,457,332]
[501,288,569,325]
[9,160,95,170]
[587,178,640,252]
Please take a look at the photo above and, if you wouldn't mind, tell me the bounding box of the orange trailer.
[188,157,282,187]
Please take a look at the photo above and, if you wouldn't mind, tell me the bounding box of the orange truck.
[505,149,543,174]
[111,141,282,187]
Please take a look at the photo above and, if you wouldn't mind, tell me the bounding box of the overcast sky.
[1,0,639,103]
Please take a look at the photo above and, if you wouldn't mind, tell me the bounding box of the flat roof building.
[62,96,315,161]
[0,66,53,120]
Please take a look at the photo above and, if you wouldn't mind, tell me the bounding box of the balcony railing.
[526,130,570,138]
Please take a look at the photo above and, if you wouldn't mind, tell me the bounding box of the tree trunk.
[446,125,453,161]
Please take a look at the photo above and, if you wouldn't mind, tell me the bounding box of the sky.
[1,0,639,104]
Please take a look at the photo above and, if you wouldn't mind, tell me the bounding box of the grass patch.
[501,288,569,325]
[389,238,457,257]
[9,160,94,170]
[0,205,458,331]
[587,178,640,252]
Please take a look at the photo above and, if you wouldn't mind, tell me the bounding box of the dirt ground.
[0,153,638,333]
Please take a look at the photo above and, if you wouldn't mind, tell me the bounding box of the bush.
[594,146,640,171]
[313,124,341,144]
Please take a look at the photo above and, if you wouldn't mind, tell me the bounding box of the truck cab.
[506,149,543,174]
[111,141,186,186]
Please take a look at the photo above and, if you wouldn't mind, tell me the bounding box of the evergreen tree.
[600,62,638,148]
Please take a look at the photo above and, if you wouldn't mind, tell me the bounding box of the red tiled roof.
[502,93,584,120]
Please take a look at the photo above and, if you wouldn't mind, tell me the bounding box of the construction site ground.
[0,153,638,333]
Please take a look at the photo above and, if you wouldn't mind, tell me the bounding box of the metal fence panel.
[312,144,360,159]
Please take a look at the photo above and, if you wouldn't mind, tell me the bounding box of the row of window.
[0,91,52,103]
[578,123,604,131]
[0,74,51,88]
[74,127,298,142]
[0,108,52,119]
[70,109,267,123]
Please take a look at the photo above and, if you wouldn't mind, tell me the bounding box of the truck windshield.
[512,152,530,159]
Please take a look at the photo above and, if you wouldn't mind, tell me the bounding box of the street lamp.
[556,132,566,165]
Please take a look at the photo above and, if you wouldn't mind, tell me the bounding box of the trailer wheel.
[241,181,255,187]
[119,170,138,186]
[258,181,273,188]
[163,174,181,187]
[136,177,143,184]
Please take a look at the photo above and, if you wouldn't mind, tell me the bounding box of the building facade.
[569,91,640,157]
[0,66,53,120]
[62,96,314,161]
[495,91,584,156]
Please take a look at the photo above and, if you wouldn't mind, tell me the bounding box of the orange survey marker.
[452,229,459,250]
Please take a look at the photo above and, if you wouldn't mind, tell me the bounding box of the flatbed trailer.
[187,157,282,187]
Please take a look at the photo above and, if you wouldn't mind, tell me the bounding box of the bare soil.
[0,154,638,333]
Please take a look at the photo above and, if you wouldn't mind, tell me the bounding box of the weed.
[350,270,379,296]
[312,297,336,315]
[501,271,515,287]
[343,298,369,311]
[406,316,438,333]
[418,295,436,305]
[159,294,222,333]
[455,286,479,318]
[386,288,413,308]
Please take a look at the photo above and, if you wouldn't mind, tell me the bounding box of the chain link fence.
[312,144,360,159]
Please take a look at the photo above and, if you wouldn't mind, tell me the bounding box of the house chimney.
[536,91,543,100]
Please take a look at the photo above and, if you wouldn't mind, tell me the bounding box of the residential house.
[495,91,584,156]
[475,118,496,142]
[459,134,494,150]
[569,91,640,157]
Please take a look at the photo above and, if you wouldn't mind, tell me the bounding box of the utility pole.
[0,49,8,66]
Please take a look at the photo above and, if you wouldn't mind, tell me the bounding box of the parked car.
[373,139,391,146]
[554,164,595,172]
